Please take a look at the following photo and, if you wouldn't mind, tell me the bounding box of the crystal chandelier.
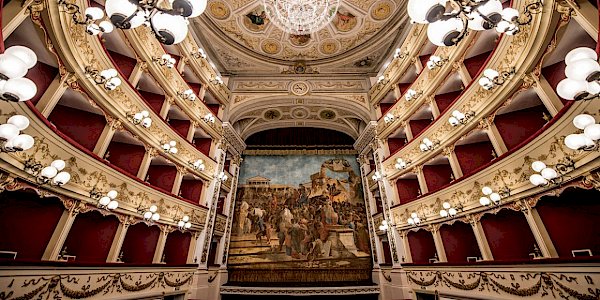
[104,0,207,45]
[263,0,340,35]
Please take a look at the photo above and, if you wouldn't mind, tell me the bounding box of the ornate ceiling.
[191,0,409,75]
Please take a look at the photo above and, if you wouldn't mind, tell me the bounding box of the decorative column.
[563,0,598,41]
[393,84,402,99]
[93,118,121,157]
[217,156,241,268]
[530,74,564,116]
[403,121,413,141]
[443,146,463,179]
[171,166,185,196]
[479,118,508,156]
[35,73,73,118]
[128,62,146,86]
[187,231,201,264]
[42,202,81,260]
[107,217,132,262]
[198,84,207,101]
[428,96,441,119]
[469,217,494,261]
[152,226,170,263]
[455,62,472,86]
[359,154,383,267]
[187,121,197,142]
[2,0,33,39]
[430,225,448,262]
[520,201,558,258]
[159,96,173,119]
[414,165,429,195]
[399,230,412,263]
[137,146,157,180]
[176,57,187,74]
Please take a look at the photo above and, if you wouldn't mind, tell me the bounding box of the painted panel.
[227,155,372,285]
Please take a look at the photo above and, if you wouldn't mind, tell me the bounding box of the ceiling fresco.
[191,0,409,74]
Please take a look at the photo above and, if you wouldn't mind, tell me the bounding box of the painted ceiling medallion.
[290,82,310,96]
[291,107,310,119]
[319,109,336,120]
[370,1,394,21]
[261,39,282,54]
[209,1,230,20]
[263,109,282,120]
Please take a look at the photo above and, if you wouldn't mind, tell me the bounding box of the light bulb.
[410,212,418,218]
[556,78,588,100]
[480,196,491,206]
[407,218,415,225]
[185,222,192,229]
[107,190,118,199]
[565,59,600,81]
[490,193,501,202]
[530,174,547,186]
[482,186,493,196]
[53,172,71,185]
[564,133,587,150]
[541,168,558,180]
[440,210,448,217]
[0,53,28,79]
[178,220,185,228]
[107,200,119,210]
[442,202,451,209]
[99,196,111,206]
[2,77,37,101]
[183,215,190,222]
[144,211,153,219]
[151,213,160,221]
[448,208,457,216]
[149,205,158,212]
[40,166,58,179]
[531,161,546,173]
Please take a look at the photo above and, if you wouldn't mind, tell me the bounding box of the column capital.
[144,145,158,157]
[442,145,455,156]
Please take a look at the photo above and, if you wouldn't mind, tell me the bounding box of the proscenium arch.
[239,120,362,140]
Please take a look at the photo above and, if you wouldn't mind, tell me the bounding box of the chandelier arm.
[449,15,470,46]
[516,0,543,26]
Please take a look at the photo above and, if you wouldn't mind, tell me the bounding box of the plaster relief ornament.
[209,1,230,20]
[290,82,310,96]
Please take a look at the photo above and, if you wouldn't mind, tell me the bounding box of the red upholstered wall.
[396,179,420,204]
[434,91,462,114]
[120,223,160,264]
[380,103,394,115]
[207,104,220,116]
[180,179,203,202]
[107,50,136,78]
[163,231,192,264]
[147,164,177,192]
[188,82,202,95]
[0,190,64,260]
[63,211,119,263]
[419,53,433,68]
[536,188,600,257]
[106,141,145,176]
[464,51,492,78]
[169,119,191,138]
[408,230,437,264]
[398,83,412,95]
[194,138,212,156]
[440,222,481,263]
[48,105,106,152]
[25,61,58,105]
[480,209,537,261]
[422,164,453,192]
[388,138,406,155]
[455,141,495,176]
[495,105,548,150]
[139,91,165,115]
[409,119,432,138]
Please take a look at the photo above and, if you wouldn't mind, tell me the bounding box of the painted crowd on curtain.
[228,155,372,271]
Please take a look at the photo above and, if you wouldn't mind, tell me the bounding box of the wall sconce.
[371,171,383,182]
[24,159,71,186]
[394,158,411,170]
[138,204,160,222]
[178,89,197,101]
[404,89,422,101]
[479,186,510,206]
[210,76,223,85]
[57,1,113,36]
[448,110,475,127]
[419,138,440,152]
[162,140,178,154]
[192,48,207,59]
[153,54,176,69]
[176,215,192,230]
[384,113,395,124]
[478,67,516,91]
[0,46,38,102]
[204,113,216,123]
[0,115,35,153]
[529,159,575,187]
[127,110,152,128]
[84,67,121,91]
[189,159,205,171]
[407,212,424,226]
[394,48,408,59]
[378,219,390,231]
[91,188,119,210]
[217,171,228,182]
[556,47,600,101]
[564,114,600,151]
[426,55,448,70]
[377,75,389,85]
[439,202,463,218]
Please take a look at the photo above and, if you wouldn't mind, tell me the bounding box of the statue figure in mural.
[238,200,249,235]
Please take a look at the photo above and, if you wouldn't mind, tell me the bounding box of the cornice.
[382,0,561,179]
[0,101,209,229]
[220,286,380,296]
[222,122,246,156]
[354,121,378,153]
[41,0,217,180]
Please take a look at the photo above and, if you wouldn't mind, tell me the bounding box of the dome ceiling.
[191,0,409,74]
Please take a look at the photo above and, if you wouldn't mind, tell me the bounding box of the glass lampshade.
[564,133,586,150]
[184,222,192,229]
[107,200,119,210]
[0,123,19,141]
[85,7,105,20]
[51,159,66,171]
[440,210,448,217]
[529,174,547,186]
[40,166,58,179]
[151,213,160,221]
[99,196,111,206]
[565,59,600,81]
[183,215,190,222]
[541,168,558,180]
[490,193,501,202]
[144,211,153,219]
[482,186,493,195]
[583,123,600,141]
[0,53,28,79]
[107,190,118,199]
[53,171,71,185]
[480,196,491,206]
[11,134,34,151]
[573,114,595,130]
[531,161,546,172]
[556,78,588,100]
[4,46,38,69]
[427,18,464,47]
[408,0,446,24]
[565,47,597,65]
[2,78,37,101]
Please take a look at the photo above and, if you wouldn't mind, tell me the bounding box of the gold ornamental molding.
[0,266,195,300]
[0,101,209,228]
[38,0,217,180]
[383,0,562,178]
[388,99,600,230]
[405,264,600,299]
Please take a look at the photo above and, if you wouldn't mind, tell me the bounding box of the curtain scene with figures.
[227,155,373,286]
